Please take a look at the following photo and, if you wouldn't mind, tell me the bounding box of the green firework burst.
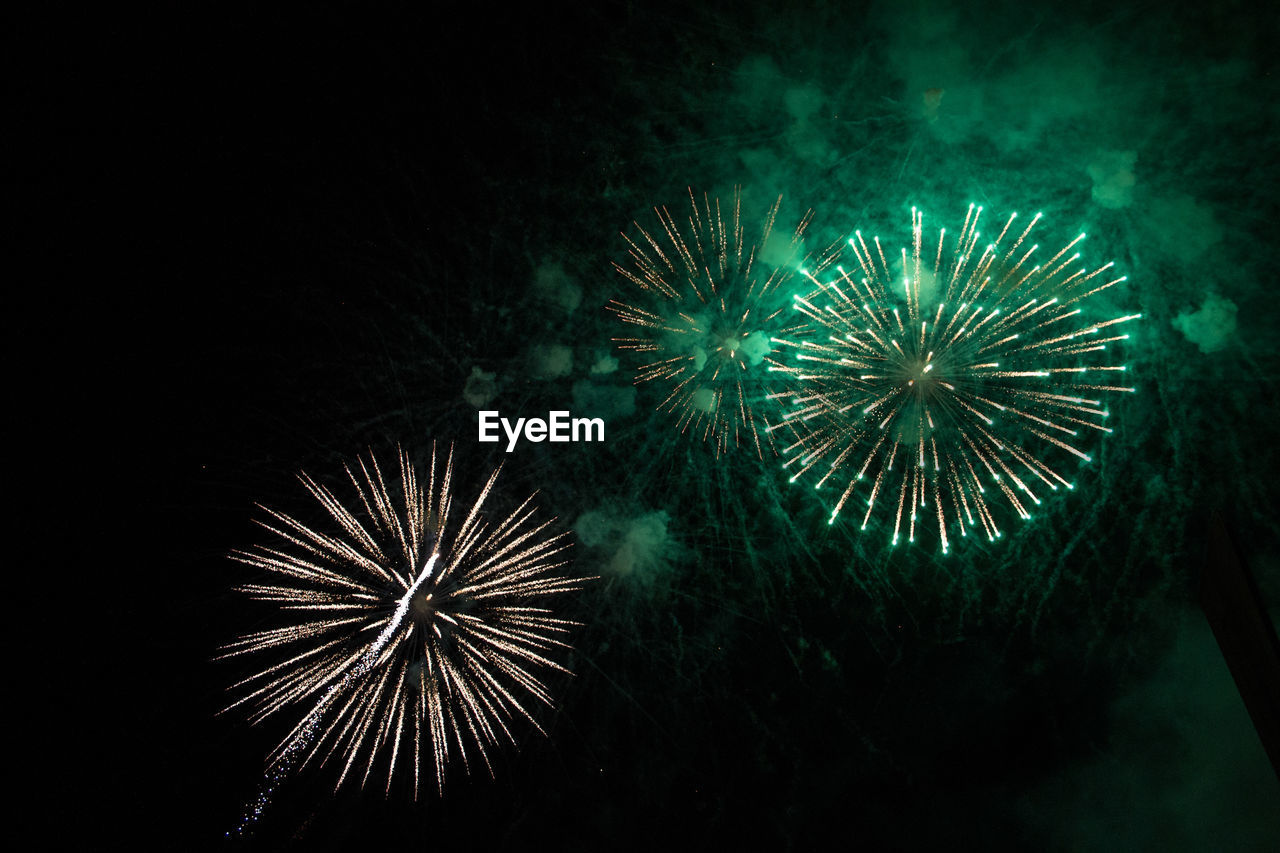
[771,205,1141,553]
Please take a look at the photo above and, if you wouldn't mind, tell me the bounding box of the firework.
[771,206,1140,553]
[222,445,580,832]
[608,188,841,458]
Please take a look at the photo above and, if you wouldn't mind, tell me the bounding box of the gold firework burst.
[608,188,841,458]
[221,444,581,816]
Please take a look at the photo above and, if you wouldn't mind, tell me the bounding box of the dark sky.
[29,1,1279,850]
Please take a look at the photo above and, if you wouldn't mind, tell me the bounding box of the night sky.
[33,1,1280,849]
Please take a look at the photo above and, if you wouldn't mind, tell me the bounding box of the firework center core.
[899,356,938,390]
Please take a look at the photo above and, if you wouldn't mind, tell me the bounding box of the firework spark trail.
[229,553,441,835]
[222,445,581,834]
[771,206,1140,552]
[609,188,841,457]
